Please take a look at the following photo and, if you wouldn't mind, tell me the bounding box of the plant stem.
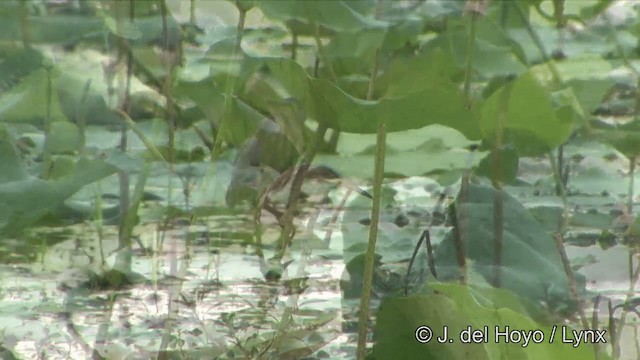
[556,144,564,196]
[159,0,175,165]
[516,2,572,233]
[357,46,384,359]
[453,170,469,284]
[491,78,510,288]
[190,0,196,25]
[159,0,179,224]
[273,212,319,351]
[513,3,562,86]
[614,257,640,359]
[42,65,53,180]
[499,1,510,28]
[357,120,386,360]
[552,0,566,56]
[463,12,477,104]
[613,157,639,358]
[307,4,337,83]
[628,156,636,215]
[211,1,246,158]
[553,234,590,329]
[366,48,380,100]
[290,30,298,60]
[608,22,640,354]
[277,124,327,258]
[115,0,135,271]
[112,109,167,163]
[76,80,92,156]
[18,0,31,49]
[547,151,568,232]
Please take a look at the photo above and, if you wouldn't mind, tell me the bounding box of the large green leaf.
[0,125,27,183]
[0,45,44,87]
[48,121,81,154]
[316,148,482,179]
[315,125,483,178]
[323,20,424,75]
[423,31,527,78]
[310,78,479,135]
[0,45,158,126]
[0,128,117,234]
[175,80,266,146]
[373,284,600,360]
[381,49,459,97]
[480,71,573,153]
[0,9,181,48]
[0,68,68,124]
[325,27,386,61]
[0,167,118,235]
[591,119,640,159]
[567,78,613,115]
[476,146,520,184]
[435,182,586,306]
[416,13,529,78]
[0,14,103,44]
[242,56,481,138]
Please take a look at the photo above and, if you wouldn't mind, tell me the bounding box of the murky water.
[2,180,640,359]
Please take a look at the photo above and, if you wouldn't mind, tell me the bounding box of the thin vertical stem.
[499,1,510,28]
[614,157,640,358]
[614,257,640,359]
[18,0,31,49]
[513,3,562,86]
[211,1,246,159]
[556,144,564,195]
[277,123,328,257]
[453,172,469,284]
[608,300,618,358]
[628,156,635,215]
[367,49,380,101]
[76,80,92,156]
[159,0,178,223]
[189,0,196,25]
[291,31,298,60]
[463,12,477,104]
[548,151,568,232]
[160,0,175,167]
[491,79,510,288]
[553,234,590,331]
[608,19,640,345]
[307,3,337,83]
[357,43,384,359]
[552,0,566,56]
[42,65,53,179]
[116,0,135,270]
[357,121,386,360]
